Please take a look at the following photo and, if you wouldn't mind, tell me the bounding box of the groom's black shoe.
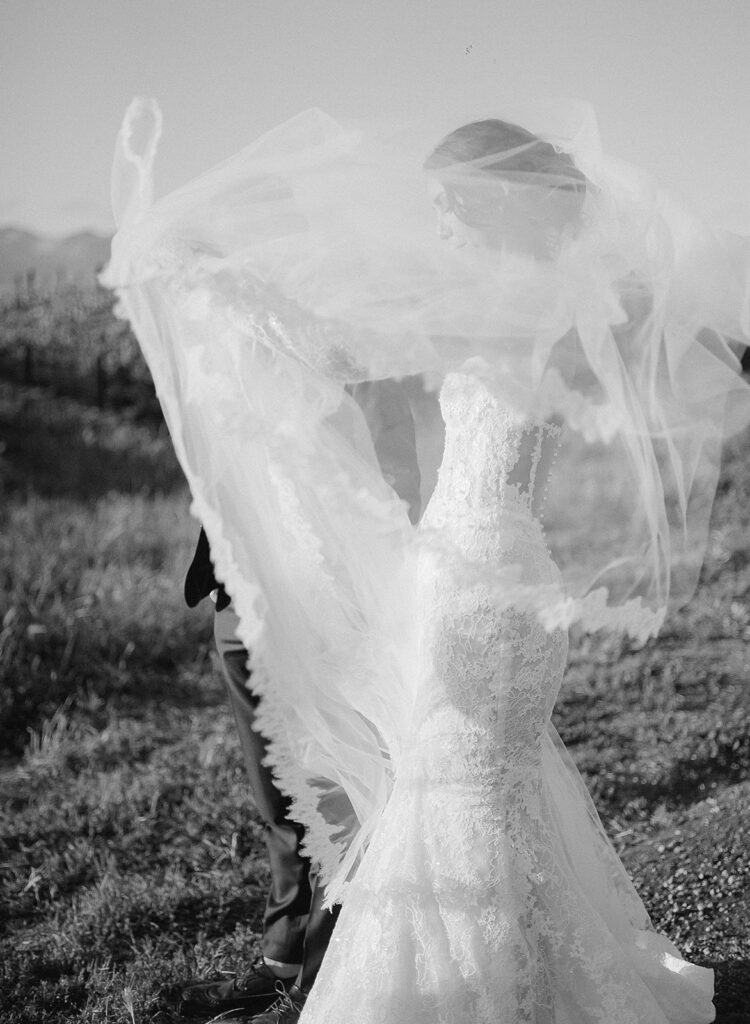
[180,958,291,1018]
[238,983,307,1023]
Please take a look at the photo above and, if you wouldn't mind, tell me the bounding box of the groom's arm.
[349,379,422,524]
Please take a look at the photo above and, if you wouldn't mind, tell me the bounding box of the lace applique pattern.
[424,369,562,526]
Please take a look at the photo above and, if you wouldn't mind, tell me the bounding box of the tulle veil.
[101,97,750,901]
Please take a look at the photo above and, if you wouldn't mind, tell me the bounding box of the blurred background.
[1,3,749,1022]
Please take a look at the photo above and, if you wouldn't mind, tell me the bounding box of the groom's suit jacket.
[184,527,231,611]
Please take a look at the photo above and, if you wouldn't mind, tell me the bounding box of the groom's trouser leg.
[298,873,341,993]
[214,604,312,972]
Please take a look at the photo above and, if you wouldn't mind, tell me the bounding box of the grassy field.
[1,380,749,1023]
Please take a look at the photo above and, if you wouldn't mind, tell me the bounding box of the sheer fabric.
[101,98,748,1020]
[103,98,750,646]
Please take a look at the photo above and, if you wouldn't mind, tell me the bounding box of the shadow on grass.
[0,384,185,500]
[596,741,750,815]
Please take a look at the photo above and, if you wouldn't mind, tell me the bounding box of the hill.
[0,225,112,294]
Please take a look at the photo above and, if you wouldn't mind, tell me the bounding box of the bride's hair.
[424,119,587,188]
[424,119,589,232]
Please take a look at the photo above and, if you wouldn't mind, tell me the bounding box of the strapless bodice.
[421,369,560,535]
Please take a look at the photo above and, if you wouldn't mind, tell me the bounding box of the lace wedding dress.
[299,370,715,1024]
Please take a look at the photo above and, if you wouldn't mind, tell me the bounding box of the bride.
[102,99,749,1023]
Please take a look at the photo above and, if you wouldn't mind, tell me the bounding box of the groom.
[180,527,339,1023]
[180,380,421,1024]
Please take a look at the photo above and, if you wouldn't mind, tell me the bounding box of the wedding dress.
[298,369,715,1024]
[100,98,750,1024]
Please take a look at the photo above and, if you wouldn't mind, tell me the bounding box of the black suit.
[186,530,338,990]
[184,527,230,611]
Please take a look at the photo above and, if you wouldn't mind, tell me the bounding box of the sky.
[2,0,748,237]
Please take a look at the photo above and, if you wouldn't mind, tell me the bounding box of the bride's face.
[427,175,558,259]
[426,177,486,249]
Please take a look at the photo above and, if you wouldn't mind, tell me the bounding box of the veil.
[101,97,750,900]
